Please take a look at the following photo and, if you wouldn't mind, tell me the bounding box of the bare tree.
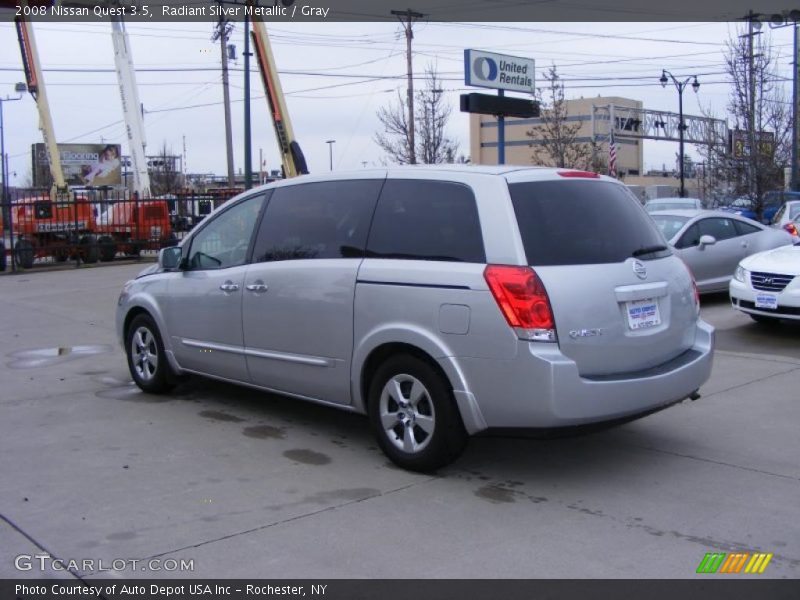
[374,66,459,165]
[149,143,181,196]
[528,66,599,170]
[698,27,791,218]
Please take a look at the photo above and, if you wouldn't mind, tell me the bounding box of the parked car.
[718,191,799,223]
[770,200,800,241]
[730,243,800,323]
[116,166,714,471]
[650,209,793,293]
[644,197,703,212]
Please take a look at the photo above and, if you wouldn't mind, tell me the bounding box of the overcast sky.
[0,19,795,186]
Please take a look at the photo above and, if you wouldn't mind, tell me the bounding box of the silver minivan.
[116,166,714,471]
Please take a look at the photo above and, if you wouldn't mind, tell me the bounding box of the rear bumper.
[452,319,714,429]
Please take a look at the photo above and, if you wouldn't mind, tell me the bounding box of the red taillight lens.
[679,259,700,313]
[785,223,799,237]
[484,265,556,341]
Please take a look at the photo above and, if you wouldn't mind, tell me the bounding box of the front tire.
[368,354,467,472]
[125,314,175,394]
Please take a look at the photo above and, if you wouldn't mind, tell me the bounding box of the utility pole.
[244,14,252,190]
[213,11,235,187]
[743,12,760,207]
[391,9,424,165]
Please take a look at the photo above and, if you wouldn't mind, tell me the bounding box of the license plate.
[755,294,778,309]
[626,298,661,330]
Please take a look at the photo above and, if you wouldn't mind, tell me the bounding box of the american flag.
[608,131,617,178]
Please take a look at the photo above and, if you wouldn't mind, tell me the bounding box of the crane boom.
[250,19,308,178]
[15,14,67,194]
[111,16,151,196]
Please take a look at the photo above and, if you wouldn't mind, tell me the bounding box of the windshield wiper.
[631,245,668,257]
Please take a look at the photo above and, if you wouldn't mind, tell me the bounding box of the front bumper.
[730,278,800,321]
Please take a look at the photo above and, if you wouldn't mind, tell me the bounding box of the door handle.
[219,281,239,292]
[246,283,269,293]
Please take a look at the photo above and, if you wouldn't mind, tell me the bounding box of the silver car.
[117,167,714,471]
[650,209,793,294]
[644,197,703,212]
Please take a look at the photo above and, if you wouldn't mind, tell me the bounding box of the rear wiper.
[631,245,668,257]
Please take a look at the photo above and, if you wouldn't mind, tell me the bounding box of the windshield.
[651,215,690,242]
[509,180,671,265]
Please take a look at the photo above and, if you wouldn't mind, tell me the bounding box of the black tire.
[14,239,34,269]
[79,235,99,264]
[125,241,142,258]
[162,232,179,248]
[98,235,116,262]
[367,354,467,472]
[0,240,6,272]
[125,314,175,394]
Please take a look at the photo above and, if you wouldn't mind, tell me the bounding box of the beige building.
[470,96,645,176]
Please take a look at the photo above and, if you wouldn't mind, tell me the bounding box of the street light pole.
[1,84,26,236]
[326,139,335,171]
[660,70,700,198]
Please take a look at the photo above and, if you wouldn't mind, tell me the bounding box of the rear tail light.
[678,259,700,314]
[484,265,557,342]
[557,170,600,178]
[784,222,799,237]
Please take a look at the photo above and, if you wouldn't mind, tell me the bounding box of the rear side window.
[698,217,738,241]
[509,180,670,265]
[366,180,485,263]
[734,220,760,236]
[251,180,381,262]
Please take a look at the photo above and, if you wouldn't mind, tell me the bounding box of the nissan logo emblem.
[632,260,647,280]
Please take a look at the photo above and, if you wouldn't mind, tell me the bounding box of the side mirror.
[698,235,716,249]
[158,246,183,270]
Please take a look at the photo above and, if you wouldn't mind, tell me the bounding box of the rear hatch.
[508,178,698,377]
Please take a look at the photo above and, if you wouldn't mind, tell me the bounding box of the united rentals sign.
[464,49,535,94]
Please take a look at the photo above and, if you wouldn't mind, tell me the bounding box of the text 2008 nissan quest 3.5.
[116,166,714,471]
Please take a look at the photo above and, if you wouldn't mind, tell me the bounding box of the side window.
[697,218,738,242]
[187,194,264,270]
[367,179,485,263]
[251,180,381,263]
[733,219,760,236]
[676,223,700,249]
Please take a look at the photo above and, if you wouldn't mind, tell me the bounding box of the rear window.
[509,180,670,265]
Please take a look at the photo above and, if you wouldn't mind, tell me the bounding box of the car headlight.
[118,280,134,306]
[733,265,748,283]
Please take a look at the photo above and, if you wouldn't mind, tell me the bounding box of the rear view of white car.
[730,244,800,323]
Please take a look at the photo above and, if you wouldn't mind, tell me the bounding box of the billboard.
[33,143,122,188]
[464,49,535,94]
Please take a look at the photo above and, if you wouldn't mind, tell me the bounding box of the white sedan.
[730,243,800,323]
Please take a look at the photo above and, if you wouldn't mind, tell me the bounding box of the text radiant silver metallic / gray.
[116,166,714,471]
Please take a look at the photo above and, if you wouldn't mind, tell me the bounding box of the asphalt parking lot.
[1,263,798,579]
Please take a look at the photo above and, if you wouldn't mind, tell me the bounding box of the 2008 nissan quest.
[116,166,715,471]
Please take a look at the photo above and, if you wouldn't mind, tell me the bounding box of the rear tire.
[98,235,116,262]
[125,314,175,394]
[368,354,467,472]
[79,235,99,264]
[14,239,34,269]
